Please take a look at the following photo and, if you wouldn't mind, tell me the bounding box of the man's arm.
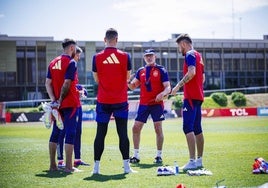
[171,65,196,95]
[58,79,71,104]
[155,81,171,102]
[45,78,56,101]
[128,77,139,90]
[127,70,131,82]
[93,72,99,84]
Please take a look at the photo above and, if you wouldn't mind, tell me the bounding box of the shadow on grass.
[131,163,161,169]
[83,173,126,182]
[35,170,72,178]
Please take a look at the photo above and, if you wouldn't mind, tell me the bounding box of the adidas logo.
[52,60,62,70]
[183,107,188,111]
[103,53,120,64]
[160,115,165,119]
[16,113,28,122]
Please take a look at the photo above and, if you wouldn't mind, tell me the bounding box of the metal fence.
[3,86,268,109]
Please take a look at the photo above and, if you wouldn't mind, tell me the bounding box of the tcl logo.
[230,109,248,116]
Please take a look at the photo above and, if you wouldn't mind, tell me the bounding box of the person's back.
[91,28,135,174]
[46,38,81,173]
[48,55,79,108]
[94,47,129,103]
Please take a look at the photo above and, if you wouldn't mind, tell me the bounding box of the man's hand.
[155,92,166,102]
[50,101,60,109]
[170,86,180,96]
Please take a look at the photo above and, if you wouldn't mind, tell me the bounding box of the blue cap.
[144,49,155,56]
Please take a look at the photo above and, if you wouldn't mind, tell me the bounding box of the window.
[170,59,178,71]
[6,72,16,84]
[224,59,231,71]
[26,48,36,84]
[133,58,143,71]
[37,46,46,85]
[0,72,5,85]
[17,48,26,84]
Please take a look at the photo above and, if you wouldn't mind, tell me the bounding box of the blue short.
[49,107,78,145]
[96,102,128,123]
[182,99,203,135]
[135,104,165,123]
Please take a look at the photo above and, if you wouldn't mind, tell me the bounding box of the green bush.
[170,95,183,109]
[202,97,221,108]
[231,92,247,107]
[210,92,228,107]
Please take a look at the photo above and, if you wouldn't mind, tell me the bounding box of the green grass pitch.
[0,116,267,188]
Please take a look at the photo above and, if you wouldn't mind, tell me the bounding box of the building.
[0,34,267,101]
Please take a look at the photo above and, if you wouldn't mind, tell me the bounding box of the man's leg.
[94,122,108,161]
[194,102,204,158]
[153,121,164,164]
[74,107,82,160]
[195,133,204,168]
[115,117,136,173]
[132,121,144,150]
[65,143,74,171]
[62,107,78,172]
[57,129,65,168]
[194,102,204,168]
[196,133,204,157]
[185,132,196,159]
[131,105,149,163]
[49,123,61,171]
[49,142,58,171]
[154,121,163,151]
[93,122,108,174]
[182,99,197,171]
[115,117,130,160]
[131,121,144,162]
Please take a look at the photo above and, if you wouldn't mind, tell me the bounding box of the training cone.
[176,183,186,188]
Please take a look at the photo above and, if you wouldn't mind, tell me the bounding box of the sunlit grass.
[0,117,267,188]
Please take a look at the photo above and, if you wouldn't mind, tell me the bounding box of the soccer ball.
[176,183,186,188]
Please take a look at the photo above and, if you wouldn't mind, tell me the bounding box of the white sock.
[156,150,162,157]
[134,149,140,159]
[196,157,202,162]
[123,159,130,169]
[94,160,100,171]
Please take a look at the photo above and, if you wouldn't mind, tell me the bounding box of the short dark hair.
[176,33,192,44]
[62,38,76,48]
[76,46,83,54]
[105,28,118,40]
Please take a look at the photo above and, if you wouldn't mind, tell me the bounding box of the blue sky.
[0,0,268,41]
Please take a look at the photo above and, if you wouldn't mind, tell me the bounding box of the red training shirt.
[92,47,132,104]
[47,54,80,108]
[183,50,204,101]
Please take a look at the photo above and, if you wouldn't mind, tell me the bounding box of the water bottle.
[174,161,179,175]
